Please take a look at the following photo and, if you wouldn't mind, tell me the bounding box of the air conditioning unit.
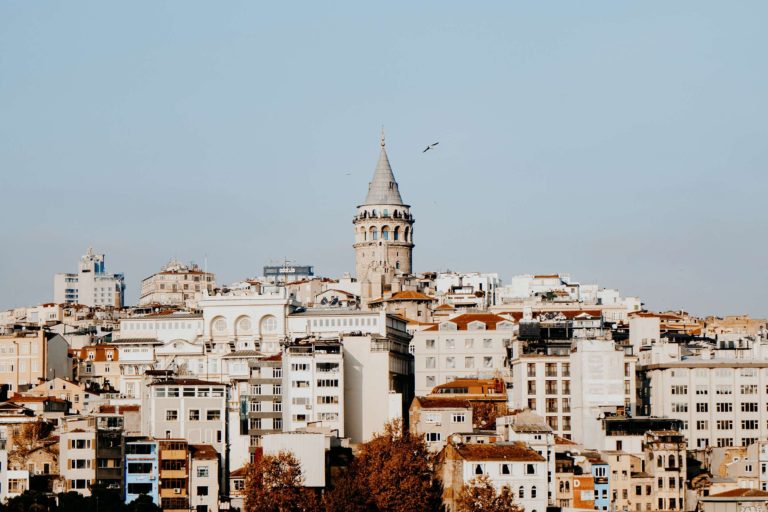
[173,488,182,494]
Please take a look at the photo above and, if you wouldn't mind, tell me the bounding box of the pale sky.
[1,1,766,316]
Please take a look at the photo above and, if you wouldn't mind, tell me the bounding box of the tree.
[125,494,162,512]
[322,462,375,512]
[455,475,522,512]
[244,451,319,512]
[351,419,443,512]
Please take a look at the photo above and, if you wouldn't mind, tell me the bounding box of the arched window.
[396,261,400,270]
[394,226,400,240]
[363,229,367,241]
[518,486,524,499]
[383,209,389,217]
[657,455,663,468]
[371,209,377,217]
[678,455,684,468]
[381,226,390,240]
[404,226,410,242]
[260,315,278,334]
[371,227,378,240]
[668,456,675,468]
[531,486,537,498]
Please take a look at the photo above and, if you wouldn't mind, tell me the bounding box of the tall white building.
[53,247,125,307]
[282,339,344,436]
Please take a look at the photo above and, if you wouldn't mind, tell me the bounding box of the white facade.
[570,339,630,449]
[282,341,344,436]
[53,247,125,307]
[139,259,215,307]
[59,423,96,496]
[434,272,501,309]
[412,314,514,396]
[262,432,327,487]
[641,352,768,450]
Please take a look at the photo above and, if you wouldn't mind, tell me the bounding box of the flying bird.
[422,142,439,153]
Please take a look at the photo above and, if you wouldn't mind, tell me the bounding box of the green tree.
[125,494,162,512]
[455,475,522,512]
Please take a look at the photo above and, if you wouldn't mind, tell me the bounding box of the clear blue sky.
[1,1,766,316]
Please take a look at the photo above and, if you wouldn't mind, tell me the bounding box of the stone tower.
[353,131,414,308]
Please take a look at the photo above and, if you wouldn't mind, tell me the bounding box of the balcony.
[160,450,187,460]
[160,469,188,479]
[160,488,188,498]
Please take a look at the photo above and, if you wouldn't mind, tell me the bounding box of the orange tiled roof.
[190,444,219,460]
[413,397,472,409]
[424,313,513,331]
[709,488,768,498]
[454,442,545,462]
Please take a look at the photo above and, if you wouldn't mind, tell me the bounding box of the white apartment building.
[139,259,215,307]
[412,313,515,397]
[282,340,344,437]
[53,247,125,307]
[142,378,228,454]
[59,420,96,496]
[262,432,327,487]
[639,341,768,450]
[509,338,637,445]
[189,444,219,512]
[434,272,501,309]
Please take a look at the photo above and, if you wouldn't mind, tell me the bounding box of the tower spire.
[363,130,404,206]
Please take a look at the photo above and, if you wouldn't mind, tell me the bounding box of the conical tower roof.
[363,130,404,206]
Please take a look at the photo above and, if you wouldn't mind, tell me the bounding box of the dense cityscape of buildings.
[0,135,766,512]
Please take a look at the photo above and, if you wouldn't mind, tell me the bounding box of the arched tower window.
[371,227,378,240]
[396,261,400,269]
[362,228,367,241]
[404,226,410,242]
[394,226,400,240]
[381,226,390,240]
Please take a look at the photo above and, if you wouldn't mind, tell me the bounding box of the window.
[671,385,687,395]
[425,357,436,369]
[452,413,466,423]
[741,384,758,394]
[500,463,511,475]
[189,410,200,421]
[317,379,339,387]
[197,486,208,496]
[197,466,209,478]
[464,356,474,368]
[446,357,455,369]
[696,403,708,412]
[742,419,759,430]
[425,433,441,442]
[445,339,455,350]
[465,339,474,349]
[716,403,732,413]
[525,464,537,475]
[695,385,708,395]
[742,402,759,413]
[483,356,493,368]
[716,385,732,395]
[291,363,309,372]
[207,410,221,421]
[717,438,734,447]
[531,486,537,498]
[425,339,435,349]
[482,339,493,349]
[519,486,525,499]
[671,403,688,413]
[696,420,708,430]
[472,464,486,475]
[166,410,178,421]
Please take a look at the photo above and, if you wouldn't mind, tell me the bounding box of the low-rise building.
[439,442,548,512]
[139,259,215,308]
[189,444,220,512]
[410,396,473,452]
[125,439,159,505]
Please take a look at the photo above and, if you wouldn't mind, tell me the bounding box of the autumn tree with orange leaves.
[455,475,523,512]
[324,419,443,512]
[243,451,320,512]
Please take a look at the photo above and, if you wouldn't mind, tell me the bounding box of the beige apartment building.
[139,259,215,307]
[0,331,69,393]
